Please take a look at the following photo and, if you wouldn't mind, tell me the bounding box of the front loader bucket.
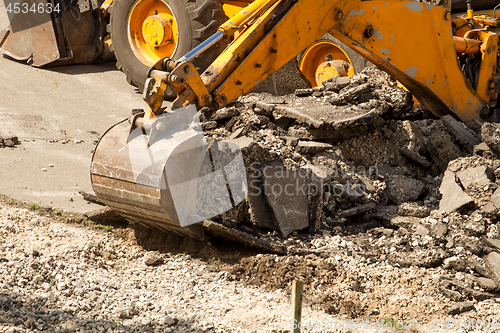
[91,105,248,240]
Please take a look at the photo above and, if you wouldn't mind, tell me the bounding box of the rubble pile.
[195,68,500,315]
[0,135,19,148]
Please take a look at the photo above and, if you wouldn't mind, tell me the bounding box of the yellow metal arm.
[149,0,499,121]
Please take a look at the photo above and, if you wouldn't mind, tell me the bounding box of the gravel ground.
[1,199,500,333]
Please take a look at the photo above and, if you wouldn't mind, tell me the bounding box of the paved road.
[0,5,146,213]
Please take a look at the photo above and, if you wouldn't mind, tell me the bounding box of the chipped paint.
[372,6,377,9]
[404,2,422,12]
[380,48,390,55]
[384,56,391,62]
[391,34,394,44]
[348,9,365,17]
[373,29,383,40]
[405,67,418,78]
[384,1,388,5]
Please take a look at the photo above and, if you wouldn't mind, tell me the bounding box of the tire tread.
[109,0,228,91]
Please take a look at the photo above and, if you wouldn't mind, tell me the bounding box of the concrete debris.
[329,82,373,106]
[0,135,19,148]
[385,175,425,205]
[398,202,431,218]
[323,76,351,91]
[166,66,500,307]
[456,166,494,189]
[431,222,448,239]
[259,160,309,237]
[425,123,464,172]
[201,121,217,130]
[484,252,500,287]
[144,256,164,267]
[476,277,499,292]
[474,142,496,159]
[296,141,333,155]
[399,147,431,168]
[484,237,500,251]
[337,203,376,218]
[211,107,240,121]
[481,122,500,157]
[274,106,325,128]
[439,170,474,213]
[447,302,475,315]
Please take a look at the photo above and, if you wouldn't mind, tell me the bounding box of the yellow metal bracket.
[168,61,212,109]
[210,0,357,106]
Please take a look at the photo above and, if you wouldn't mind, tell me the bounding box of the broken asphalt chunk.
[484,251,500,287]
[438,170,474,213]
[442,115,480,150]
[296,141,333,155]
[260,160,309,237]
[481,122,500,157]
[385,175,425,205]
[274,106,324,128]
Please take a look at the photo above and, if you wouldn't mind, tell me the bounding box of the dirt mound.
[230,254,337,291]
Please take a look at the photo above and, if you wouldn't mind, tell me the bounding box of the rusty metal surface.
[0,0,61,64]
[0,26,32,61]
[31,21,61,66]
[55,8,104,65]
[91,119,205,240]
[1,0,105,66]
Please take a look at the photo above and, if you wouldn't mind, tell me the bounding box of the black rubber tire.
[108,0,228,92]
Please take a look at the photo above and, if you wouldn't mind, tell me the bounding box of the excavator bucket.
[0,0,108,66]
[91,105,248,240]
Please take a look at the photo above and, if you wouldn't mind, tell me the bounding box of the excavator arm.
[91,0,500,240]
[140,0,499,123]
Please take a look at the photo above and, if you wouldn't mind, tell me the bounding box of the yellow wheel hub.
[315,60,349,86]
[142,14,173,48]
[128,0,179,65]
[299,40,354,87]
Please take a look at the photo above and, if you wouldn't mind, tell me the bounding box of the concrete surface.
[0,4,145,213]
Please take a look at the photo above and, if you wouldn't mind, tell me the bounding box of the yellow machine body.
[91,0,500,238]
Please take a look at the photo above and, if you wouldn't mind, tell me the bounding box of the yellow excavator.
[0,0,368,91]
[89,0,500,240]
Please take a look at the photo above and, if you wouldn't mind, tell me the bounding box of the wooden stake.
[290,280,303,333]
